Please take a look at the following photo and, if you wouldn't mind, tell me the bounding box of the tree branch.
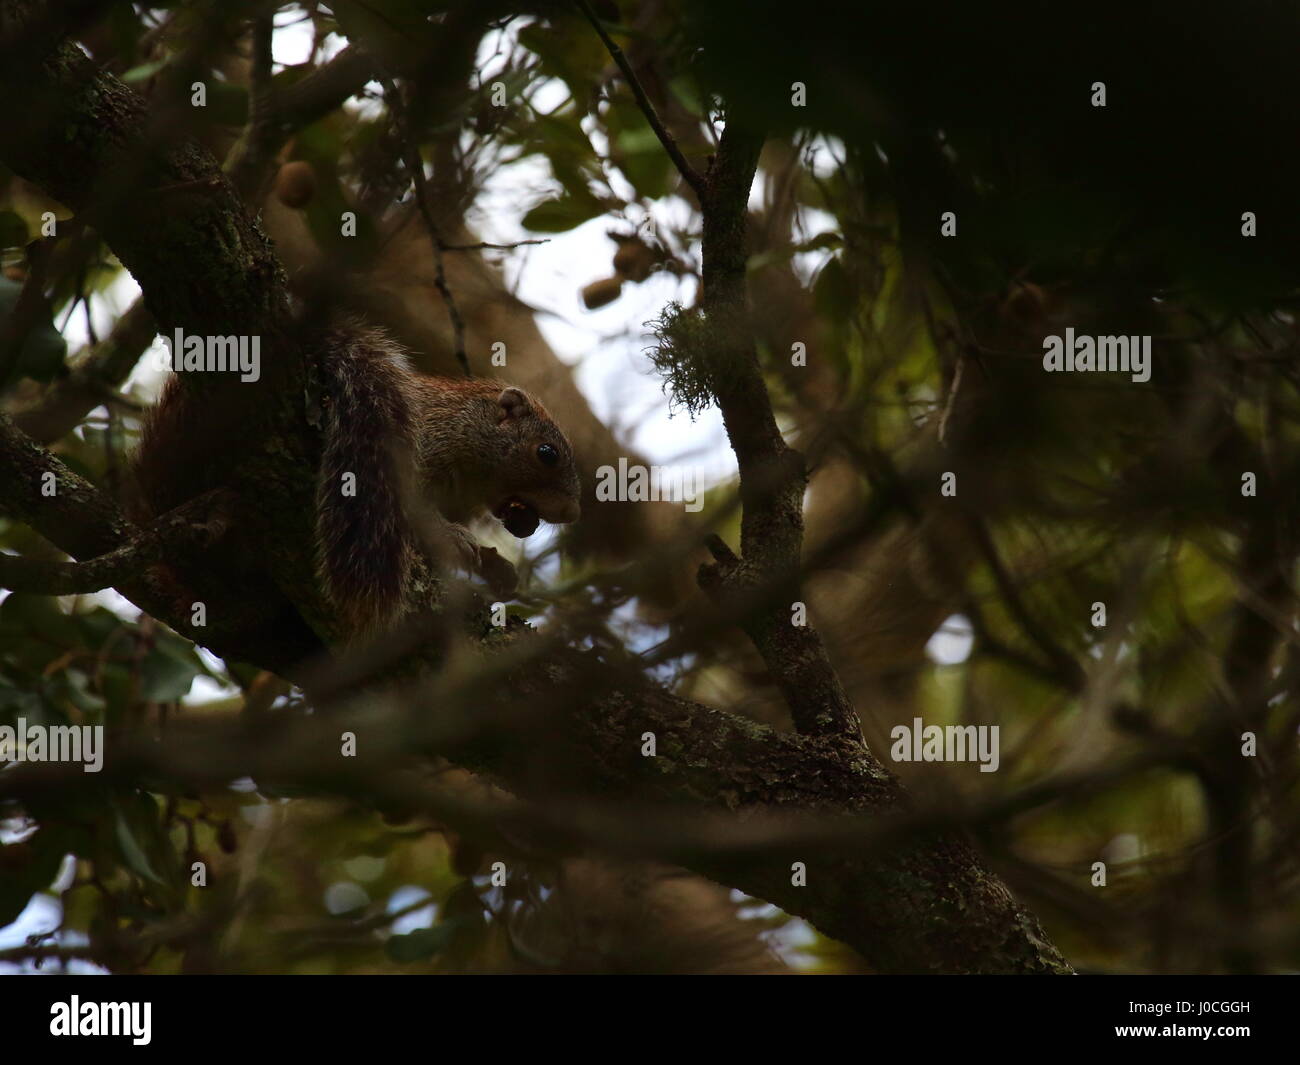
[0,489,231,595]
[0,408,317,669]
[0,651,1073,973]
[690,119,863,741]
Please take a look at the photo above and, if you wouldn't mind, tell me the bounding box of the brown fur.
[136,320,581,639]
[311,322,581,634]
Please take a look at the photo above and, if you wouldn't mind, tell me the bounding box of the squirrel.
[133,318,581,638]
[312,321,581,632]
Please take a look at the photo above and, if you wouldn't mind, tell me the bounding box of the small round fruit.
[275,160,318,209]
[581,275,623,310]
[501,500,540,537]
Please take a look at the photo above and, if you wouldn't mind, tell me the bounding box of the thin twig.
[225,7,280,201]
[249,10,274,132]
[937,349,965,445]
[381,76,471,376]
[573,0,706,199]
[441,238,551,252]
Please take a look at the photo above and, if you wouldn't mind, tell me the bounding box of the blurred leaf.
[0,594,81,657]
[120,58,168,84]
[0,277,68,384]
[605,95,675,200]
[517,17,607,112]
[0,677,43,718]
[74,607,128,654]
[0,210,27,250]
[384,921,458,962]
[331,0,439,73]
[113,797,167,887]
[139,633,205,702]
[0,831,66,927]
[522,191,607,233]
[668,74,710,119]
[795,231,843,253]
[812,255,852,319]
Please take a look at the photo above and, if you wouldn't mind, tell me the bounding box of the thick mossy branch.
[0,489,232,595]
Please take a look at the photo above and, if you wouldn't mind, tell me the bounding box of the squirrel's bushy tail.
[315,324,417,635]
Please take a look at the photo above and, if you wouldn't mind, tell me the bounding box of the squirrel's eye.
[537,443,559,467]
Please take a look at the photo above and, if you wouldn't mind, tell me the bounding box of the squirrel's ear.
[497,387,531,421]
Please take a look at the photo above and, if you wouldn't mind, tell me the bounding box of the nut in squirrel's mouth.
[495,498,540,538]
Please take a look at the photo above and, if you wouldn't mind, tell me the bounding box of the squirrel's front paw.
[475,545,518,600]
[443,522,481,573]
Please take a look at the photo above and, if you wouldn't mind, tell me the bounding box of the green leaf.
[795,232,844,253]
[139,636,202,702]
[517,18,608,111]
[74,606,128,653]
[0,676,44,719]
[0,210,27,250]
[604,96,675,201]
[331,0,439,73]
[812,255,853,319]
[533,113,599,165]
[0,831,67,927]
[668,74,710,119]
[120,58,168,84]
[201,81,249,126]
[384,922,457,962]
[113,802,166,887]
[0,594,81,654]
[50,670,106,716]
[0,278,68,384]
[521,192,607,233]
